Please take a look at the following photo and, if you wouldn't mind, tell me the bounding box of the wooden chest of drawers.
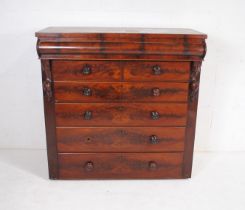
[36,27,207,179]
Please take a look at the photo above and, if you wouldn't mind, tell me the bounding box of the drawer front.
[54,82,122,102]
[56,127,185,152]
[52,61,121,81]
[58,153,183,179]
[52,61,190,82]
[122,82,188,102]
[124,61,190,81]
[54,82,188,102]
[55,103,188,127]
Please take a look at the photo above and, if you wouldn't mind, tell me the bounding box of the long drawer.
[55,103,188,127]
[54,82,189,102]
[56,127,185,152]
[58,152,183,179]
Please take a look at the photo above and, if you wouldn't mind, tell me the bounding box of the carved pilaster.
[40,59,58,179]
[41,60,53,101]
[189,61,201,102]
[183,60,203,178]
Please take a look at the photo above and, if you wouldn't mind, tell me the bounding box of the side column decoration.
[41,59,58,179]
[183,61,202,178]
[42,60,52,101]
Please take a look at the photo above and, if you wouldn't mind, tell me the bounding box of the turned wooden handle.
[149,161,157,170]
[151,111,160,120]
[83,87,92,96]
[82,65,92,75]
[149,135,158,144]
[152,88,160,96]
[84,161,94,171]
[84,111,92,120]
[152,65,162,75]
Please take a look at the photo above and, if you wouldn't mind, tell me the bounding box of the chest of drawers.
[36,27,207,179]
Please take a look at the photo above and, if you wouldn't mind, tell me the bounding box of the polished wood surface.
[122,82,188,102]
[36,27,207,60]
[54,82,188,102]
[58,152,183,179]
[183,61,202,178]
[54,82,121,102]
[56,127,185,152]
[52,61,121,81]
[36,27,207,179]
[124,62,190,82]
[38,41,205,56]
[41,60,58,179]
[52,61,190,82]
[55,103,188,127]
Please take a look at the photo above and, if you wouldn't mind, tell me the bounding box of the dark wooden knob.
[152,65,162,75]
[82,65,91,75]
[120,130,127,136]
[150,135,158,144]
[84,111,92,120]
[149,161,157,170]
[83,87,92,96]
[84,161,94,171]
[152,88,160,96]
[151,111,160,120]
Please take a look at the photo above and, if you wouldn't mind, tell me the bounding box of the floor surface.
[0,149,244,210]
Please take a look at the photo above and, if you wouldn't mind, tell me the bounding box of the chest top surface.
[36,27,207,60]
[36,27,207,38]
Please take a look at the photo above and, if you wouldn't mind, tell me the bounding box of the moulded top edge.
[35,27,207,39]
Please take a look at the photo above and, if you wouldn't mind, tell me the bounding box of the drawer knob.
[83,88,92,96]
[120,130,127,136]
[82,65,91,75]
[150,135,158,144]
[152,65,162,75]
[151,111,160,120]
[84,161,94,171]
[152,88,160,96]
[84,111,92,120]
[149,161,157,170]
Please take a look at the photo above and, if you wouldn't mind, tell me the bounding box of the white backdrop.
[0,0,245,151]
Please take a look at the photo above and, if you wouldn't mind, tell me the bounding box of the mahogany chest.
[36,27,207,179]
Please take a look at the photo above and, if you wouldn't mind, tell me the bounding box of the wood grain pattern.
[182,61,202,178]
[54,82,122,102]
[41,60,59,179]
[54,82,188,102]
[55,103,188,127]
[38,41,205,56]
[52,61,121,81]
[124,61,190,82]
[36,27,207,61]
[58,152,183,179]
[122,82,188,102]
[42,54,203,61]
[52,61,190,82]
[56,127,185,152]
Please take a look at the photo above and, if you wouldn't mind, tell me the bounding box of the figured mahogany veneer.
[52,61,190,82]
[54,82,188,102]
[52,61,121,81]
[36,27,207,179]
[55,103,188,127]
[58,153,183,179]
[56,127,185,152]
